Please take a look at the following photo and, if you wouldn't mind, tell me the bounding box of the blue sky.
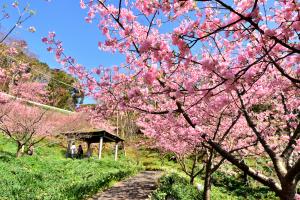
[1,0,271,104]
[1,0,125,104]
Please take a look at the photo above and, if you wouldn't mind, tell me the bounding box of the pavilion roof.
[62,129,124,143]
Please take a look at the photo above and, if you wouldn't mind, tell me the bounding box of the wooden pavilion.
[63,129,124,160]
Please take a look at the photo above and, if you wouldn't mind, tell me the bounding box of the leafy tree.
[47,69,84,110]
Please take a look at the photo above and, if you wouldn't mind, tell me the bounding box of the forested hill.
[0,40,84,111]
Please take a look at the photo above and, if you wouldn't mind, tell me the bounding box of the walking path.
[88,171,162,200]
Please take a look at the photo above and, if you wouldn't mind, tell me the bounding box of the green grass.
[152,171,278,200]
[127,146,180,171]
[0,135,141,200]
[0,135,284,200]
[210,171,277,200]
[152,173,202,200]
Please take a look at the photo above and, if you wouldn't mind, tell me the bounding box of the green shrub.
[211,171,278,200]
[151,171,280,200]
[152,173,202,200]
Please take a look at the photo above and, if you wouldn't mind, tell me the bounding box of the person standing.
[70,142,77,159]
[77,145,83,159]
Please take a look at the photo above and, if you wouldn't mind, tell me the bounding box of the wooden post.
[123,141,126,157]
[86,142,92,158]
[114,142,119,161]
[98,137,103,160]
[66,138,72,158]
[117,111,119,136]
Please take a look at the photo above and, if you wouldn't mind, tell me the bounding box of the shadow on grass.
[62,171,132,199]
[0,150,15,162]
[212,171,277,199]
[59,149,68,158]
[63,177,111,199]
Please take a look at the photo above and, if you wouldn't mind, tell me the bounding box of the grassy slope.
[0,135,281,200]
[0,135,140,200]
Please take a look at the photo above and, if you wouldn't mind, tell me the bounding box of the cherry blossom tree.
[9,82,49,103]
[137,96,257,197]
[0,44,30,92]
[0,1,39,94]
[0,1,36,44]
[0,94,88,157]
[0,36,51,104]
[43,0,299,199]
[0,98,50,157]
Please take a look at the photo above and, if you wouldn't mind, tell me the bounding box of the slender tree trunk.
[16,148,22,158]
[242,171,248,185]
[21,145,25,153]
[189,154,197,185]
[203,151,213,200]
[203,171,212,200]
[241,160,248,185]
[16,143,24,158]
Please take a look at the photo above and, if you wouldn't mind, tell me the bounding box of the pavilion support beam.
[122,141,126,157]
[66,138,73,158]
[98,137,103,160]
[114,142,119,161]
[86,142,92,158]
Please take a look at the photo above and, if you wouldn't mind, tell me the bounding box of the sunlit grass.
[0,135,140,200]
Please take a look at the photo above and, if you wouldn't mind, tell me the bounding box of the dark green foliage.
[47,70,84,111]
[134,147,179,171]
[251,104,272,113]
[152,173,202,200]
[212,171,277,200]
[152,171,279,200]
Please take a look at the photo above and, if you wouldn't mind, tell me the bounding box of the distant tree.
[47,69,84,110]
[109,111,140,138]
[0,95,90,157]
[176,147,205,185]
[10,81,49,103]
[0,41,83,109]
[0,99,52,157]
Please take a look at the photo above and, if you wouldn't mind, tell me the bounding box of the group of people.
[70,143,84,159]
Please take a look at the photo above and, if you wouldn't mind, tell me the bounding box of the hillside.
[0,41,83,110]
[0,135,140,200]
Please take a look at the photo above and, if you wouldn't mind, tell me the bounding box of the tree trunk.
[190,176,195,185]
[21,145,25,153]
[279,184,296,200]
[16,143,24,158]
[242,171,249,185]
[203,150,213,200]
[203,171,212,200]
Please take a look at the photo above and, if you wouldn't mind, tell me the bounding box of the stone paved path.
[88,171,162,200]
